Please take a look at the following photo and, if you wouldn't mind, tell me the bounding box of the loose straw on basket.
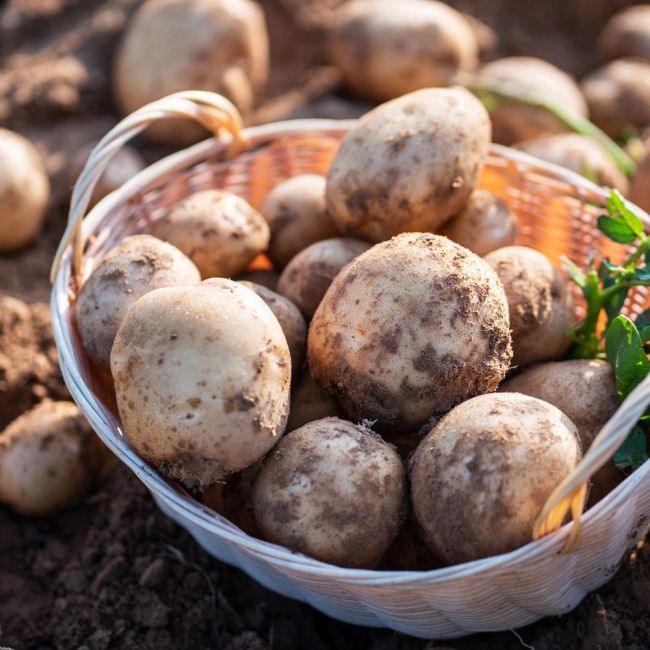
[50,91,249,290]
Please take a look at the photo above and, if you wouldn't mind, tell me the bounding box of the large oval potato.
[599,5,650,61]
[308,233,512,432]
[326,88,491,242]
[327,0,478,101]
[111,280,291,488]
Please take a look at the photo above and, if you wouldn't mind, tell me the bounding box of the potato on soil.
[76,234,201,372]
[0,128,49,252]
[113,0,269,144]
[277,237,370,318]
[477,57,588,145]
[308,233,512,432]
[499,359,623,505]
[517,134,629,193]
[484,246,574,368]
[599,5,650,62]
[260,174,339,269]
[236,281,306,378]
[252,417,406,567]
[152,190,270,280]
[0,401,112,517]
[326,88,491,242]
[110,279,291,488]
[438,190,517,257]
[581,59,650,139]
[285,373,343,433]
[410,393,582,564]
[327,0,478,102]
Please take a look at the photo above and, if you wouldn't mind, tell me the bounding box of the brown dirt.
[0,0,648,648]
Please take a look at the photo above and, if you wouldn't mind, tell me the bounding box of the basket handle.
[50,91,248,288]
[533,371,650,550]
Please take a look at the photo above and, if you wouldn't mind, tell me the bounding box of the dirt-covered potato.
[517,134,629,193]
[277,238,370,318]
[0,128,50,252]
[0,401,112,517]
[111,280,291,488]
[327,0,478,101]
[438,190,517,257]
[326,88,491,242]
[410,393,581,564]
[308,233,512,432]
[499,359,623,505]
[599,5,650,62]
[76,234,200,371]
[581,59,650,139]
[234,269,280,291]
[236,281,306,377]
[477,57,588,145]
[252,417,406,567]
[113,0,269,143]
[260,174,339,269]
[484,246,574,368]
[152,190,270,279]
[285,373,343,432]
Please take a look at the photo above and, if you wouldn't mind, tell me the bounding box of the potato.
[110,279,291,488]
[326,88,491,242]
[285,373,343,433]
[484,246,574,368]
[113,0,269,143]
[0,128,50,251]
[260,174,338,269]
[599,5,650,62]
[234,269,279,291]
[477,57,588,145]
[581,59,650,139]
[499,359,623,506]
[277,238,370,318]
[438,190,517,257]
[152,190,270,279]
[76,234,200,371]
[517,134,629,193]
[252,417,406,567]
[237,281,306,377]
[308,233,512,432]
[410,393,582,564]
[327,0,478,102]
[0,401,112,517]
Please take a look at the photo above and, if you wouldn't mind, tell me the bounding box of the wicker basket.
[51,92,650,639]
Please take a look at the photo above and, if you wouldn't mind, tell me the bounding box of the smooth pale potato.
[599,5,650,61]
[477,57,588,145]
[327,0,478,101]
[438,190,517,257]
[236,281,307,377]
[410,393,582,564]
[308,233,512,432]
[0,401,112,517]
[484,246,574,368]
[581,59,650,139]
[277,238,370,318]
[252,417,406,567]
[113,0,269,143]
[76,234,201,371]
[260,174,338,269]
[326,88,491,242]
[0,128,49,252]
[517,134,629,193]
[152,190,269,279]
[110,280,291,488]
[285,373,343,432]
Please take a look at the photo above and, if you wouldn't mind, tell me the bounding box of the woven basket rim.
[51,117,650,584]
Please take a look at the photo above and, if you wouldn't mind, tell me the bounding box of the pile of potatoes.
[69,83,632,571]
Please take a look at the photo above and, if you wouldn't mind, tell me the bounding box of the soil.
[0,0,648,648]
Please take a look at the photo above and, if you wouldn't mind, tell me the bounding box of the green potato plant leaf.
[614,426,648,471]
[605,316,650,396]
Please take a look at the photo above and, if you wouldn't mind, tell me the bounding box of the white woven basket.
[51,92,650,639]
